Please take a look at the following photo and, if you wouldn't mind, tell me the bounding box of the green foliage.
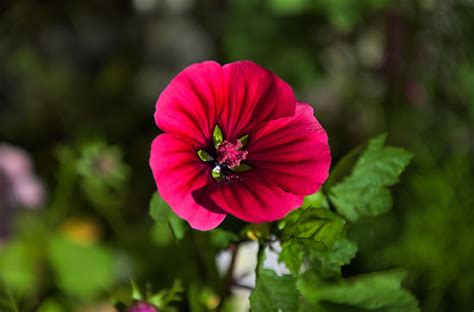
[278,207,346,274]
[0,277,19,312]
[209,229,239,250]
[147,280,184,309]
[278,244,305,275]
[48,235,115,299]
[251,135,417,311]
[249,269,299,312]
[280,208,345,249]
[149,192,188,240]
[36,298,63,312]
[188,283,221,312]
[301,190,329,210]
[309,238,357,278]
[268,0,395,30]
[297,270,419,312]
[328,135,413,221]
[114,280,184,312]
[250,267,419,312]
[76,141,129,192]
[374,157,474,311]
[0,239,39,297]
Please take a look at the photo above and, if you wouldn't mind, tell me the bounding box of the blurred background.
[0,0,473,311]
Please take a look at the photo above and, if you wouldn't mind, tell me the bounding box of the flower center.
[216,140,248,169]
[196,125,252,181]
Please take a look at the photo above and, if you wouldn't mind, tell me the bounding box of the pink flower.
[0,143,45,209]
[0,143,45,241]
[149,61,330,230]
[128,301,158,312]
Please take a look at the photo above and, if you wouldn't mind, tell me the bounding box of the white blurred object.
[215,240,290,312]
[133,0,161,13]
[165,0,194,14]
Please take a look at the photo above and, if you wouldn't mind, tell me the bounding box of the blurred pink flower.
[150,61,331,230]
[128,301,158,312]
[0,143,45,209]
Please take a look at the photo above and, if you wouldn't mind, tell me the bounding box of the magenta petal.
[149,134,226,230]
[220,61,296,140]
[206,172,304,223]
[155,61,225,146]
[246,103,331,196]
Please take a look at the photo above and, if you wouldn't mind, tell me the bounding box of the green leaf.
[187,283,220,312]
[328,134,413,221]
[36,298,63,312]
[148,280,184,309]
[48,235,115,299]
[324,144,364,189]
[297,270,419,312]
[278,244,304,275]
[302,190,329,209]
[250,269,299,312]
[149,192,187,240]
[282,208,346,250]
[130,278,143,301]
[279,208,346,275]
[213,125,223,148]
[0,277,19,312]
[269,0,309,14]
[308,238,357,278]
[0,239,39,296]
[209,229,238,249]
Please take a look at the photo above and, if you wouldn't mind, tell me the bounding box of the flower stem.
[256,242,266,278]
[226,243,239,286]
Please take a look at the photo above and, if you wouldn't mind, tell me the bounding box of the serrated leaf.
[328,134,413,221]
[308,238,357,278]
[278,207,306,231]
[250,269,299,312]
[278,208,346,275]
[279,244,304,275]
[324,144,364,189]
[297,270,419,312]
[282,208,346,250]
[149,192,187,240]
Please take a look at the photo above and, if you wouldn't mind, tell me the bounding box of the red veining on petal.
[216,140,248,169]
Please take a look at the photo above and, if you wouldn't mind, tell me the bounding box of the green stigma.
[211,165,223,181]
